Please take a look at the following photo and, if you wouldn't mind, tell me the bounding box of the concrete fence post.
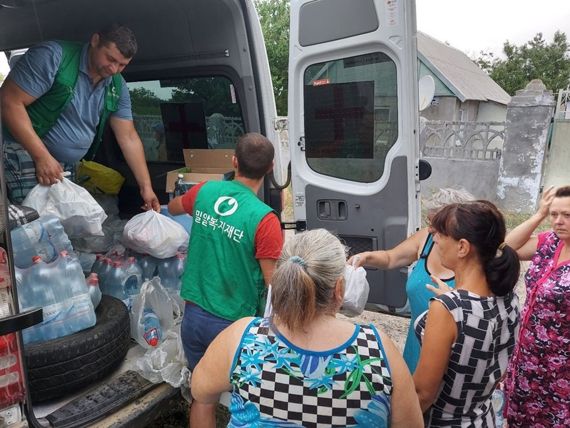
[497,80,555,213]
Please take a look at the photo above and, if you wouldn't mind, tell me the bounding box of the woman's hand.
[537,185,557,218]
[348,252,368,268]
[426,275,452,296]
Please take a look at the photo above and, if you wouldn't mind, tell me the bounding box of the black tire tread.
[24,295,131,402]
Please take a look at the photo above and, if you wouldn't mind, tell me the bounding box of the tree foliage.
[477,31,570,96]
[255,0,290,115]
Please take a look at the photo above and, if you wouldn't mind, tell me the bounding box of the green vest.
[6,41,122,160]
[181,180,274,321]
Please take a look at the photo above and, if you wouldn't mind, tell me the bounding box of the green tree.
[477,31,570,96]
[255,0,290,115]
[129,87,162,115]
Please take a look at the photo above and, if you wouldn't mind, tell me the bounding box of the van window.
[303,52,398,182]
[127,76,245,163]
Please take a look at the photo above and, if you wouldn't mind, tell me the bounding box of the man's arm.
[0,78,63,184]
[255,212,284,286]
[109,116,160,211]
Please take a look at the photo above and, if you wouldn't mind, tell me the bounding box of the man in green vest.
[0,24,159,210]
[168,132,283,424]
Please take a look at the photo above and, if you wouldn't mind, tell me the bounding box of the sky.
[1,0,570,76]
[416,0,570,59]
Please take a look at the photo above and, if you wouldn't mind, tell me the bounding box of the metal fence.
[420,120,505,160]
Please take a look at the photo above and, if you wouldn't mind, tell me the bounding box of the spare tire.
[24,295,131,402]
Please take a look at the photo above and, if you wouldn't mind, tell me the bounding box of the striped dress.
[415,289,519,427]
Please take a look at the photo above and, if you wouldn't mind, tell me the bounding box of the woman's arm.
[349,228,429,269]
[191,317,253,403]
[413,300,456,412]
[378,331,423,427]
[506,186,555,260]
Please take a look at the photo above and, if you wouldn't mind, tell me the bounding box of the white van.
[0,0,425,425]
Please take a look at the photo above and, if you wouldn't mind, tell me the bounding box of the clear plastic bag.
[130,277,181,349]
[341,264,370,317]
[22,178,107,237]
[122,210,189,259]
[133,325,190,390]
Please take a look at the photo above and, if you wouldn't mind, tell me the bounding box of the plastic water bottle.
[10,215,73,269]
[90,254,106,276]
[137,253,158,280]
[142,308,162,347]
[59,251,96,334]
[102,261,127,302]
[60,251,87,297]
[27,256,68,341]
[124,257,143,296]
[157,252,186,291]
[87,273,102,308]
[97,257,113,289]
[174,173,184,197]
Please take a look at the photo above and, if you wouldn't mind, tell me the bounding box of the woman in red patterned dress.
[504,185,570,427]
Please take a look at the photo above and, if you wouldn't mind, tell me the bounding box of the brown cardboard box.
[165,149,234,193]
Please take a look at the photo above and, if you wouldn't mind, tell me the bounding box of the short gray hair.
[423,187,475,211]
[271,229,347,331]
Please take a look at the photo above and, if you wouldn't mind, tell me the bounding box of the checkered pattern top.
[228,317,393,427]
[415,289,519,427]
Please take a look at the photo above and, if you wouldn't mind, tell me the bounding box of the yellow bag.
[77,160,125,195]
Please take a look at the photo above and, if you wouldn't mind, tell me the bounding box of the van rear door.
[288,0,421,313]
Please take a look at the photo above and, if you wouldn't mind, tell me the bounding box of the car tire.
[24,295,131,402]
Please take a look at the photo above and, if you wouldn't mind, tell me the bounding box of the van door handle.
[0,308,43,336]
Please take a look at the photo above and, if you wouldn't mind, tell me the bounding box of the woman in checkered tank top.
[190,229,423,427]
[413,201,520,427]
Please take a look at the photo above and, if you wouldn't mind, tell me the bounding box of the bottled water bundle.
[10,215,74,269]
[16,251,96,344]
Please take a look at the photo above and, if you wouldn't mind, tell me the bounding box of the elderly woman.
[413,200,520,426]
[190,229,423,427]
[503,185,570,427]
[350,188,474,372]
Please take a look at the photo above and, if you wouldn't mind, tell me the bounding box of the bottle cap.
[87,273,99,286]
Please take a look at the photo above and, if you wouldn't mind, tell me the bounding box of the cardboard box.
[165,149,234,193]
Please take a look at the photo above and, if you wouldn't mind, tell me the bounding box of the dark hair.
[271,229,346,331]
[555,186,570,198]
[235,133,274,179]
[430,200,520,296]
[97,24,138,58]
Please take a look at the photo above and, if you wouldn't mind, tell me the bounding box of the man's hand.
[34,153,64,185]
[140,186,160,211]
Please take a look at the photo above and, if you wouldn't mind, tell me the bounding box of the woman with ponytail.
[503,186,570,427]
[190,229,423,427]
[413,200,520,426]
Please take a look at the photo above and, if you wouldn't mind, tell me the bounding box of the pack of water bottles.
[11,215,99,344]
[90,245,186,307]
[15,256,96,345]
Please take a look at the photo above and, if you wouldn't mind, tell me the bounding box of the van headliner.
[0,0,251,74]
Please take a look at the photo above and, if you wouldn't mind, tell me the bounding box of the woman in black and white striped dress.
[413,201,520,427]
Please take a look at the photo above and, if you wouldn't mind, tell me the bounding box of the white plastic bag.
[130,277,181,349]
[122,210,189,259]
[133,325,190,389]
[341,264,370,317]
[23,178,107,237]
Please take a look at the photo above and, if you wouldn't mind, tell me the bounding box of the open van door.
[288,0,421,313]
